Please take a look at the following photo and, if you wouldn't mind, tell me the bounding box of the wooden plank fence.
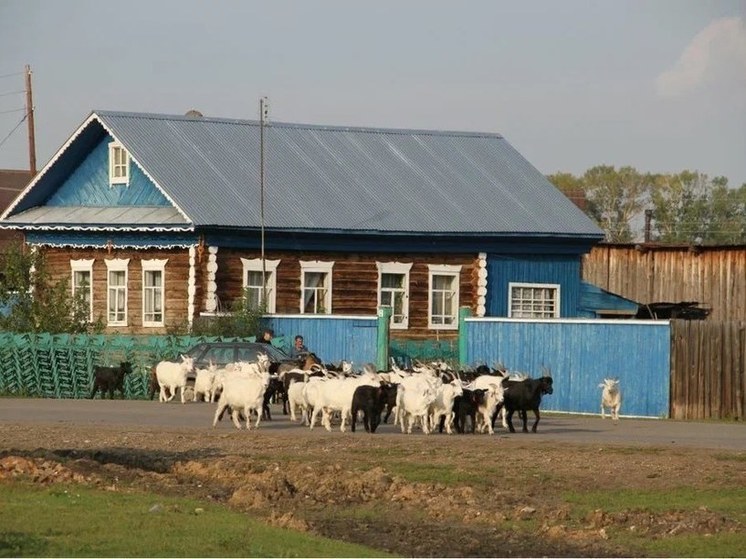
[670,320,746,420]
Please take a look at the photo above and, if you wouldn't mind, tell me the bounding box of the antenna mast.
[259,97,269,308]
[24,64,37,175]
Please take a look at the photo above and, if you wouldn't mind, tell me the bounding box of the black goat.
[494,376,554,433]
[261,377,284,420]
[351,383,392,433]
[381,382,399,424]
[452,388,486,434]
[90,362,133,399]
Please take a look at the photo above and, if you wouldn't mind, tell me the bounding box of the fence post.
[376,306,392,371]
[458,306,472,367]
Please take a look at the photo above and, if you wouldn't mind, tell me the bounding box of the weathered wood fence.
[583,244,746,322]
[670,320,746,420]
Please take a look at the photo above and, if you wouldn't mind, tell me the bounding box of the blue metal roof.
[3,110,603,240]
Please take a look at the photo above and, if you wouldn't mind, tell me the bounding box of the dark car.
[184,341,297,376]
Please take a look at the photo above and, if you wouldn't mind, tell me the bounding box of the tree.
[649,171,709,243]
[582,166,651,243]
[649,173,746,245]
[0,243,100,334]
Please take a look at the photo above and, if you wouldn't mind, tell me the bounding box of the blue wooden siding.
[263,314,378,369]
[486,254,582,317]
[46,136,171,207]
[464,318,670,418]
[578,281,640,318]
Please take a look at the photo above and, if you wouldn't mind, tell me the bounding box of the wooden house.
[0,110,625,337]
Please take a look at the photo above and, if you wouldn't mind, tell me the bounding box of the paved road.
[0,398,744,451]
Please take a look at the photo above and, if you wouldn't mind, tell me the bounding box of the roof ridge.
[93,109,504,139]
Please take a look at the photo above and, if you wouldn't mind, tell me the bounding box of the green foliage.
[0,244,102,334]
[183,288,265,337]
[0,482,392,557]
[583,165,651,243]
[547,168,746,245]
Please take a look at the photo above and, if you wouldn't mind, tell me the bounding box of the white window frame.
[105,258,129,326]
[376,261,412,330]
[240,258,280,313]
[108,141,130,186]
[142,259,168,327]
[70,259,94,322]
[508,282,561,318]
[427,264,461,330]
[299,260,334,314]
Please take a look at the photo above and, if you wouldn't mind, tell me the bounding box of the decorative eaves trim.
[0,223,194,232]
[28,241,198,250]
[0,111,195,227]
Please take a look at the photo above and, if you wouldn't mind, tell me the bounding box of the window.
[376,262,412,329]
[70,259,94,322]
[108,141,129,185]
[508,282,560,318]
[105,259,129,326]
[142,259,167,327]
[428,264,461,329]
[241,258,280,313]
[299,260,334,314]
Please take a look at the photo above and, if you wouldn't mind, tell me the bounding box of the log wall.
[215,248,477,340]
[42,247,197,334]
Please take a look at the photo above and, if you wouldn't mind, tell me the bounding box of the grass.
[564,486,746,516]
[0,482,395,558]
[383,461,488,486]
[563,487,746,557]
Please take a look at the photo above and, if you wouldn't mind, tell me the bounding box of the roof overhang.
[0,206,192,232]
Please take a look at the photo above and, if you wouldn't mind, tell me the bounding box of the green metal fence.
[389,338,459,368]
[0,333,250,400]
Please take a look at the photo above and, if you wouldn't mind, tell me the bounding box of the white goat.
[212,358,271,430]
[193,362,217,402]
[155,355,195,403]
[397,374,439,434]
[599,378,622,421]
[429,379,463,434]
[309,373,382,432]
[475,384,506,435]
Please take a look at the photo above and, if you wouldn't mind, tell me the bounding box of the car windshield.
[184,341,292,367]
[243,343,290,362]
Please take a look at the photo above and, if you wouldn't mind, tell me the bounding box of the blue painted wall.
[486,254,582,317]
[263,314,378,370]
[46,136,171,207]
[464,318,670,418]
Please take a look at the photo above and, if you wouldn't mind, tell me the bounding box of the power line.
[0,113,27,150]
[0,71,23,80]
[0,107,25,115]
[0,90,24,98]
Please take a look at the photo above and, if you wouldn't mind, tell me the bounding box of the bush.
[169,288,266,338]
[0,243,102,334]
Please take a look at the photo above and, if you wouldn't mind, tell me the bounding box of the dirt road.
[1,397,745,557]
[0,397,744,450]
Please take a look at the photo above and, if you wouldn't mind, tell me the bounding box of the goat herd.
[89,353,623,434]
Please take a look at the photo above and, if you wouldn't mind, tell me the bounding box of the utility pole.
[25,64,37,176]
[259,96,269,309]
[644,209,653,243]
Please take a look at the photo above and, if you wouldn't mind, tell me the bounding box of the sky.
[1,0,745,187]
